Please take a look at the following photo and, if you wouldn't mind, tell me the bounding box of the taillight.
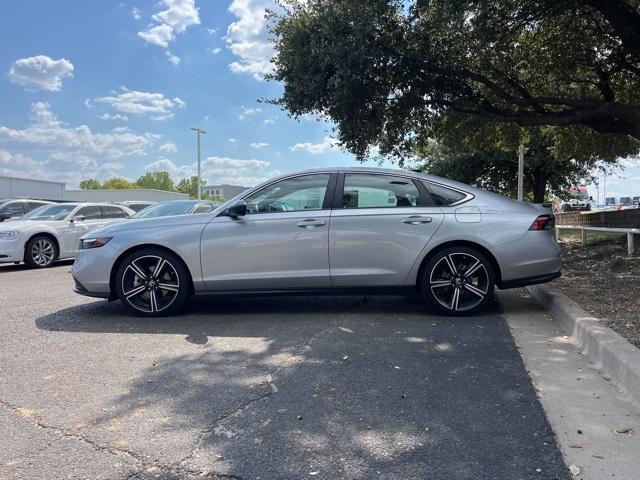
[529,214,555,231]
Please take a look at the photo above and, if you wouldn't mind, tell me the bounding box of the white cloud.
[238,106,261,120]
[228,138,237,144]
[94,86,185,118]
[138,0,200,48]
[159,142,178,153]
[263,115,277,125]
[8,55,74,92]
[207,27,218,35]
[289,136,339,154]
[250,142,269,149]
[97,113,129,122]
[166,51,181,65]
[132,7,141,20]
[0,102,158,174]
[212,47,222,55]
[0,102,159,188]
[226,0,275,80]
[144,155,278,186]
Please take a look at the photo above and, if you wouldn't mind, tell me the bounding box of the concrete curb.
[527,284,640,408]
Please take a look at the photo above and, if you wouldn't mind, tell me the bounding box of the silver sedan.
[71,168,561,316]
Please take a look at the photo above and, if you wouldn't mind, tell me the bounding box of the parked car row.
[0,200,220,268]
[2,169,562,318]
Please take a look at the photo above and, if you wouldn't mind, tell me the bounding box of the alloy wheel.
[121,255,180,313]
[428,252,489,312]
[31,239,55,267]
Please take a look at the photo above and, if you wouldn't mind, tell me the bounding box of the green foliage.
[78,179,101,190]
[135,171,175,191]
[270,0,640,161]
[101,177,139,189]
[417,114,639,201]
[176,175,211,199]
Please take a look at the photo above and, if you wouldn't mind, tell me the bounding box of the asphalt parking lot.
[0,262,569,480]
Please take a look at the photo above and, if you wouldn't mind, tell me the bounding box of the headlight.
[0,231,17,240]
[79,237,112,249]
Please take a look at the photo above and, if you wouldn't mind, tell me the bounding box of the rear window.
[423,182,468,206]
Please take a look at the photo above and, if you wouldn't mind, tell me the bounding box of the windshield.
[569,191,589,200]
[130,201,196,219]
[21,204,77,221]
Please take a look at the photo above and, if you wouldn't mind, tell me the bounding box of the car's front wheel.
[420,246,495,315]
[115,248,190,317]
[24,235,58,268]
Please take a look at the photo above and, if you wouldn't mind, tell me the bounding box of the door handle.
[402,216,433,225]
[297,219,326,228]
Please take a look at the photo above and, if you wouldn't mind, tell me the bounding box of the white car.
[0,202,133,268]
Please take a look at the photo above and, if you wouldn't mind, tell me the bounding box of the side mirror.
[226,200,247,218]
[71,215,86,222]
[589,196,594,201]
[0,213,10,222]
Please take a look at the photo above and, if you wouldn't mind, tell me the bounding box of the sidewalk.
[500,290,640,480]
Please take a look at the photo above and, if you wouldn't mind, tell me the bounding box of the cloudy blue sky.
[0,0,638,201]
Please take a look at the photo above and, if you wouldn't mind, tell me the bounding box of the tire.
[115,248,190,317]
[419,246,495,316]
[24,235,58,268]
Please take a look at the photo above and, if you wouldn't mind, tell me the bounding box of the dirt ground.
[551,232,640,348]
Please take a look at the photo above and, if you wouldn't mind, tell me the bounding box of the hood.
[86,212,216,238]
[0,219,62,231]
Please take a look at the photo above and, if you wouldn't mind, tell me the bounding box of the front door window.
[245,174,331,214]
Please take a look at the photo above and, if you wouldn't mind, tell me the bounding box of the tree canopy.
[416,114,638,202]
[270,0,640,160]
[78,171,224,200]
[135,171,175,191]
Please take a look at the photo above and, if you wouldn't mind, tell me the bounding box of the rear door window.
[2,202,25,216]
[342,174,420,208]
[76,206,103,219]
[102,206,129,218]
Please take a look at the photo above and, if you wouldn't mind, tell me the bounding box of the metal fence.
[556,225,640,255]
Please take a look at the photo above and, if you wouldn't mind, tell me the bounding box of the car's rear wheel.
[24,235,57,268]
[115,248,190,317]
[420,246,495,315]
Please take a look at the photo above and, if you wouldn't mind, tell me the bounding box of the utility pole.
[190,127,206,200]
[517,142,525,201]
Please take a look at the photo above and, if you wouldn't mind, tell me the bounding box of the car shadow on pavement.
[31,294,569,479]
[35,294,500,337]
[0,259,74,272]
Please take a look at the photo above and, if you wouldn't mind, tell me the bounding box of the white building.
[0,175,187,202]
[63,189,187,202]
[0,176,65,200]
[202,184,248,200]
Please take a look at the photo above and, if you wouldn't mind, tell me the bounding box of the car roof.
[256,166,476,193]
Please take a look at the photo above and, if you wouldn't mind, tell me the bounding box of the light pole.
[191,127,206,200]
[517,142,525,201]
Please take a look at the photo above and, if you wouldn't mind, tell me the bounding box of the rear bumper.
[499,271,561,289]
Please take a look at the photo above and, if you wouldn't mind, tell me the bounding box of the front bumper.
[0,239,24,263]
[72,277,110,298]
[70,245,117,298]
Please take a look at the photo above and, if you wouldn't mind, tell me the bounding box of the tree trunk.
[531,173,547,203]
